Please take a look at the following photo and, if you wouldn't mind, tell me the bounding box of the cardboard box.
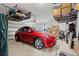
[61,3,72,8]
[76,4,79,11]
[53,6,61,17]
[62,6,71,16]
[53,3,72,17]
[48,26,60,39]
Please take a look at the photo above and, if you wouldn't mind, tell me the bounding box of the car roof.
[21,26,31,28]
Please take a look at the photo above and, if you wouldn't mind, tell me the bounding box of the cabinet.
[0,13,8,56]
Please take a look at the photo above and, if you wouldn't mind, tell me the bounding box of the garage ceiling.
[0,3,53,19]
[18,3,53,19]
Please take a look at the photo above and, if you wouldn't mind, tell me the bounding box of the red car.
[15,26,56,49]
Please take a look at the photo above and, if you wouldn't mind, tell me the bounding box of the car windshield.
[33,27,49,33]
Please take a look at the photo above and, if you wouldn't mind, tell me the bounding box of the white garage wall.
[8,20,20,39]
[59,23,66,31]
[8,16,36,39]
[76,12,79,38]
[0,5,8,14]
[0,3,17,15]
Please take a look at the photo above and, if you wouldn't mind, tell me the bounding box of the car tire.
[15,35,20,41]
[34,38,44,49]
[53,40,56,46]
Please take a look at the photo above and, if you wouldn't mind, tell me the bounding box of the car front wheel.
[34,38,44,49]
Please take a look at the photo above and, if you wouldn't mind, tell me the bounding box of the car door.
[22,27,34,43]
[18,27,25,40]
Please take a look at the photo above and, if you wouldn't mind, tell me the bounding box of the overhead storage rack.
[53,3,77,23]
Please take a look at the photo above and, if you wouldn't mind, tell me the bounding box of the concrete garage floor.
[74,41,79,55]
[8,39,76,56]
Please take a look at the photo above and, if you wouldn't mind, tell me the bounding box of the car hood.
[35,31,54,37]
[42,32,54,37]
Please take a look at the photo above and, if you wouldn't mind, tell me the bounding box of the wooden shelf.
[54,15,77,23]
